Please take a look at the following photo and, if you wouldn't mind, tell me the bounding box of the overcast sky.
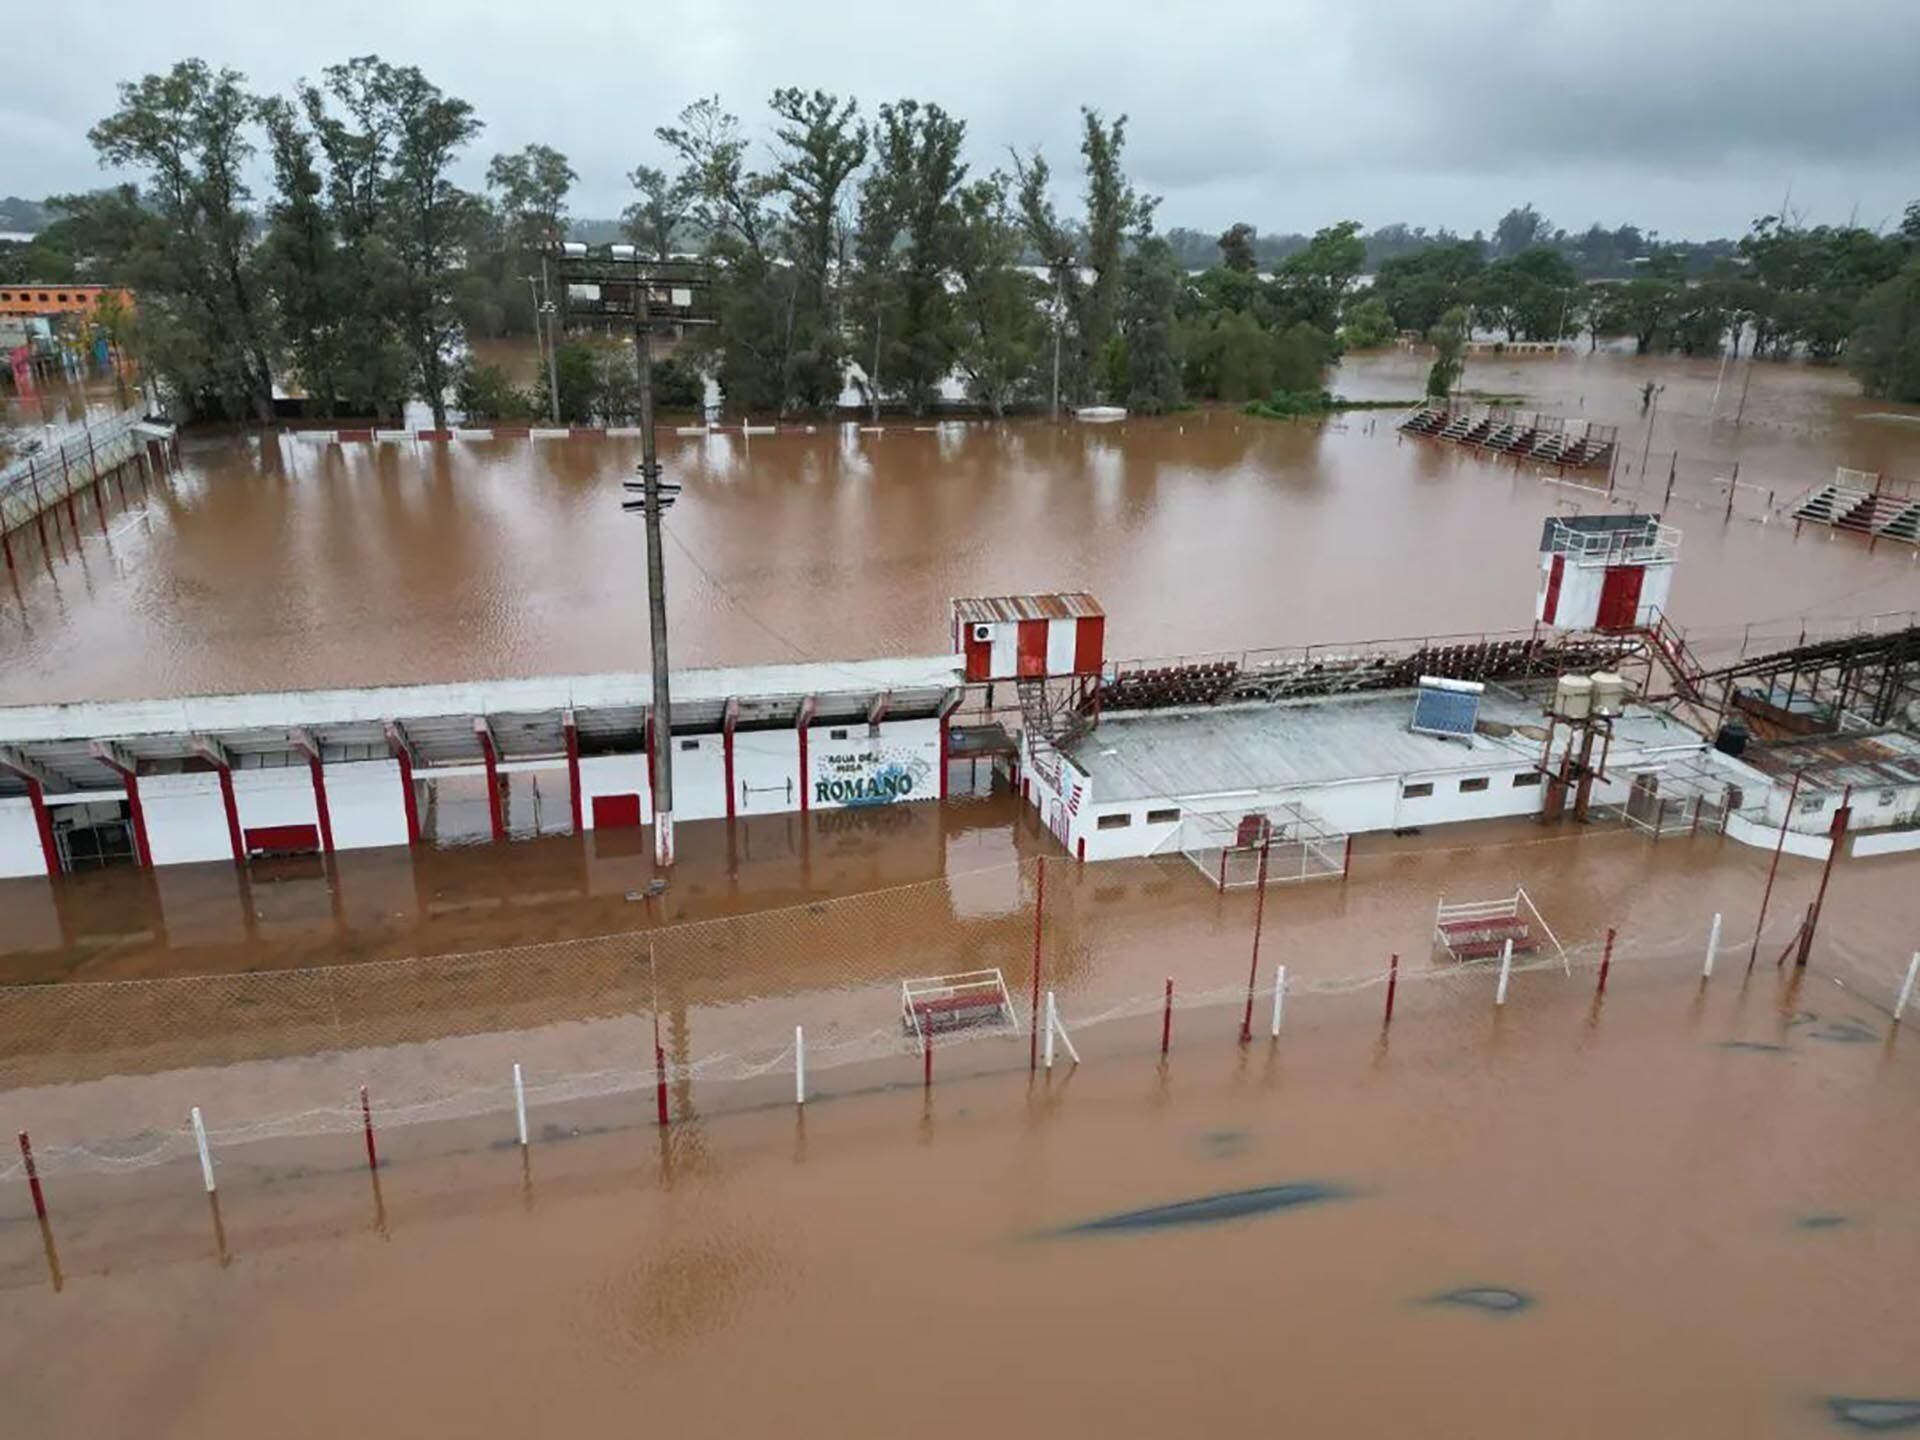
[6,0,1918,240]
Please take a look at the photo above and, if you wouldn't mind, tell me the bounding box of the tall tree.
[1116,235,1183,413]
[1425,305,1468,399]
[1217,222,1258,273]
[88,60,276,420]
[258,97,346,416]
[379,65,482,429]
[1078,109,1154,401]
[768,89,866,411]
[1272,220,1365,335]
[622,164,688,260]
[1492,203,1552,259]
[950,173,1044,416]
[1850,256,1920,402]
[486,143,575,254]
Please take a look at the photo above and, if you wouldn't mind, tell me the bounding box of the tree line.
[9,59,1920,420]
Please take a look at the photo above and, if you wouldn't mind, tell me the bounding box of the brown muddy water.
[3,349,1917,705]
[4,948,1919,1440]
[3,351,1920,1436]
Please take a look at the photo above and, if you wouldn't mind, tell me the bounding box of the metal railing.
[0,410,147,536]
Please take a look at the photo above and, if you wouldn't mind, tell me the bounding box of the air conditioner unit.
[971,623,993,643]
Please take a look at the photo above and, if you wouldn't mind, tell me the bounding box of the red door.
[1597,565,1645,631]
[246,824,320,856]
[591,793,642,829]
[1540,554,1565,625]
[1016,619,1048,678]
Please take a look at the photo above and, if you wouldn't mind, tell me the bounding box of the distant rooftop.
[1738,730,1920,794]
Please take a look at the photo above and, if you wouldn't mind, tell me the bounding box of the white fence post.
[1044,992,1058,1071]
[1495,938,1513,1007]
[1703,912,1722,978]
[1271,964,1286,1037]
[190,1106,215,1193]
[795,1025,806,1106]
[513,1063,529,1147]
[1896,954,1920,1024]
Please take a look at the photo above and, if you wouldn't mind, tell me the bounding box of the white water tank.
[1555,674,1593,719]
[1591,671,1627,716]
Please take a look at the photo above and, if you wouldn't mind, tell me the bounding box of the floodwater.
[4,942,1919,1439]
[3,349,1917,705]
[5,349,1920,1435]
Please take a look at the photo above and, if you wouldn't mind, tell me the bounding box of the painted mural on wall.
[813,741,932,807]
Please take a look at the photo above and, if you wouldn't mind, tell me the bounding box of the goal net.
[1177,802,1348,893]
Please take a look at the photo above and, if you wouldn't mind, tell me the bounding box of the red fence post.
[1384,954,1399,1028]
[1240,841,1271,1043]
[18,1131,47,1221]
[655,1044,670,1127]
[1160,978,1173,1058]
[359,1086,378,1173]
[920,1012,933,1090]
[1597,927,1616,995]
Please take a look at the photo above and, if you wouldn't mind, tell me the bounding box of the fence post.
[17,1131,47,1221]
[921,1013,933,1090]
[1271,964,1286,1037]
[1597,927,1616,995]
[1160,978,1173,1058]
[794,1026,806,1106]
[1044,991,1058,1071]
[1495,939,1514,1006]
[1895,954,1919,1024]
[1703,913,1721,978]
[1384,954,1399,1027]
[360,1085,379,1173]
[1240,841,1271,1043]
[191,1107,216,1193]
[655,1044,670,1128]
[513,1063,529,1147]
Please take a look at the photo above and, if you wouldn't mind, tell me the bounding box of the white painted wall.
[141,771,232,866]
[577,753,651,829]
[232,764,320,834]
[326,759,411,850]
[672,734,729,822]
[808,718,939,811]
[735,729,800,813]
[1852,828,1920,858]
[0,796,47,878]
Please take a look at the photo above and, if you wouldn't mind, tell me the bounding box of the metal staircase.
[1017,677,1089,792]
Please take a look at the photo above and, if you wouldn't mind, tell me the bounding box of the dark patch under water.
[1200,1129,1251,1158]
[1426,1287,1533,1315]
[1721,1040,1793,1053]
[1052,1182,1354,1236]
[1827,1397,1920,1431]
[1806,1018,1879,1045]
[1793,1213,1852,1232]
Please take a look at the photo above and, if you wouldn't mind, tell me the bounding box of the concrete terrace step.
[1876,501,1920,543]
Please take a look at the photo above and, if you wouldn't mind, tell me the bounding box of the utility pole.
[1049,262,1064,421]
[630,260,676,868]
[1637,383,1664,481]
[538,258,561,424]
[1734,354,1756,426]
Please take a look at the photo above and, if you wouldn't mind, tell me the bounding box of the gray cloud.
[3,0,1916,240]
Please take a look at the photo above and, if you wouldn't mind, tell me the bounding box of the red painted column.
[307,755,335,855]
[123,772,152,869]
[217,766,245,867]
[939,714,951,800]
[797,723,810,816]
[25,778,59,877]
[723,721,737,821]
[563,716,583,836]
[477,729,506,844]
[394,747,420,845]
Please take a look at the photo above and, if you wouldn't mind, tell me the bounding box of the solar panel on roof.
[1410,682,1482,739]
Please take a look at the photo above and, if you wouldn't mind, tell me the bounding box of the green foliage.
[950,175,1046,416]
[1371,241,1484,337]
[1271,321,1333,395]
[453,360,533,422]
[1425,305,1467,398]
[622,164,687,260]
[1217,222,1257,273]
[1272,221,1366,334]
[1850,256,1920,403]
[1245,388,1336,419]
[1338,295,1397,350]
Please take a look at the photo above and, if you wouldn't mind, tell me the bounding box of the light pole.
[529,264,561,425]
[1637,382,1665,481]
[624,260,678,868]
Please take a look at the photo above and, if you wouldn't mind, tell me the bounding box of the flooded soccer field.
[2,348,1920,1436]
[3,348,1918,706]
[4,935,1920,1440]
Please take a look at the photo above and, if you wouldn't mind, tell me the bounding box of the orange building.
[0,283,133,319]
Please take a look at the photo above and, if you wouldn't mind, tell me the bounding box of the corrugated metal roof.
[1739,731,1920,791]
[1061,688,1706,803]
[952,593,1103,624]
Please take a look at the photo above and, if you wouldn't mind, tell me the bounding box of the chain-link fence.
[7,851,1905,1195]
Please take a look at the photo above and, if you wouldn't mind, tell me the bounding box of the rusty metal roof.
[1739,731,1920,792]
[952,593,1103,624]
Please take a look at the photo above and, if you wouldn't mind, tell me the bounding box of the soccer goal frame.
[1178,802,1350,893]
[900,969,1022,1048]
